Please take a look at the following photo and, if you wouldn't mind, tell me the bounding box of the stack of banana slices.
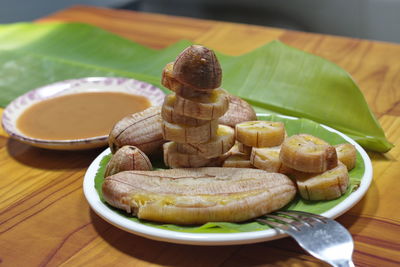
[222,120,357,201]
[161,45,235,168]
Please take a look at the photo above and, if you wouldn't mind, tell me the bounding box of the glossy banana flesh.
[280,134,338,173]
[102,167,296,224]
[335,143,357,170]
[235,121,286,148]
[250,146,282,173]
[294,162,349,200]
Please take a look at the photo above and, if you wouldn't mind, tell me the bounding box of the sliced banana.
[235,121,286,148]
[162,119,218,144]
[223,154,253,168]
[173,89,229,120]
[163,142,212,168]
[162,63,206,98]
[176,125,235,159]
[250,146,282,173]
[295,162,349,201]
[162,94,207,126]
[237,142,252,155]
[280,134,338,173]
[105,146,152,177]
[335,143,357,171]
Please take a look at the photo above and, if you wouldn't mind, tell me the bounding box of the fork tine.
[278,211,327,223]
[258,215,302,231]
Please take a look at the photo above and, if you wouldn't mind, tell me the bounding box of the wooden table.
[1,5,399,266]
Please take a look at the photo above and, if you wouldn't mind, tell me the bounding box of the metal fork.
[257,211,355,267]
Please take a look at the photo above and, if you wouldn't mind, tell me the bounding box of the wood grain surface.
[1,5,399,267]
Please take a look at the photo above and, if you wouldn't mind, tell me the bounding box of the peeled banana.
[161,94,207,126]
[104,146,152,177]
[162,119,218,144]
[335,143,357,171]
[173,89,229,120]
[235,121,286,148]
[250,146,282,173]
[218,95,257,127]
[280,134,338,173]
[108,106,165,156]
[163,142,212,168]
[176,125,235,159]
[237,142,252,155]
[102,167,296,224]
[295,162,349,200]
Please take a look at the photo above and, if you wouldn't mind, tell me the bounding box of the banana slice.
[105,146,152,177]
[280,134,338,173]
[163,142,212,168]
[335,143,357,171]
[237,142,252,155]
[250,146,282,173]
[235,121,286,148]
[161,94,208,126]
[295,162,349,201]
[162,63,206,98]
[173,89,229,120]
[223,154,253,168]
[162,119,218,144]
[176,125,235,159]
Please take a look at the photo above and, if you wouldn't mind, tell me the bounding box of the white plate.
[83,115,372,245]
[1,77,165,150]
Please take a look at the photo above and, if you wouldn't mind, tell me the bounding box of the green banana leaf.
[93,114,365,233]
[0,22,392,152]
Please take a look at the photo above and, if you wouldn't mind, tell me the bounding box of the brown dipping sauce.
[17,92,151,140]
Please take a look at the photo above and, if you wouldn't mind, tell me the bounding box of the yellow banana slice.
[250,146,282,173]
[162,119,218,144]
[161,94,207,126]
[295,162,349,201]
[173,89,229,120]
[235,121,286,148]
[176,125,235,159]
[223,154,253,168]
[163,142,212,168]
[280,134,338,173]
[335,143,357,171]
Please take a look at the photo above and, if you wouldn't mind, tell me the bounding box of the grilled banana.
[162,119,218,144]
[280,134,338,173]
[161,94,207,126]
[335,143,357,171]
[218,95,257,127]
[173,89,229,120]
[163,142,212,168]
[108,106,165,155]
[102,167,296,224]
[235,121,286,148]
[176,124,235,159]
[172,45,222,90]
[237,142,252,155]
[223,154,253,168]
[295,162,349,201]
[104,146,152,177]
[250,146,282,173]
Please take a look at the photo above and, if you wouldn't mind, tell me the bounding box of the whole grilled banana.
[163,142,212,168]
[235,121,286,148]
[294,161,349,201]
[280,134,338,173]
[108,106,165,155]
[176,125,235,159]
[102,167,296,224]
[335,143,357,171]
[104,146,152,177]
[162,119,218,144]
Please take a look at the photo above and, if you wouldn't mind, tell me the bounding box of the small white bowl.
[1,77,165,150]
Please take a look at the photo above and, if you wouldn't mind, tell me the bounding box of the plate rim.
[83,113,373,245]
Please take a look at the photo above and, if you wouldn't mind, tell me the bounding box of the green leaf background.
[94,115,365,233]
[0,22,392,152]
